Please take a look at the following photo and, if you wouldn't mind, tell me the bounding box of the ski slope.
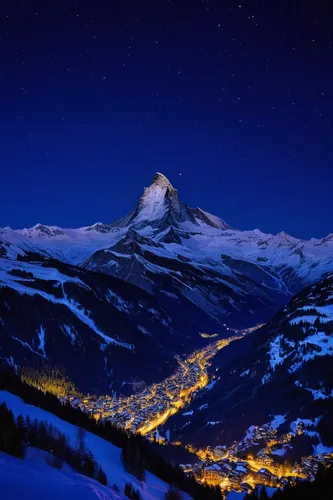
[0,391,191,500]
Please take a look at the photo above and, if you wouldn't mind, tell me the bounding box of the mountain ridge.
[1,172,330,245]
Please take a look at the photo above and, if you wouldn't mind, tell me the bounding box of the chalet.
[203,464,222,486]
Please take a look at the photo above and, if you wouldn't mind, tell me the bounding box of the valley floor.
[64,334,244,434]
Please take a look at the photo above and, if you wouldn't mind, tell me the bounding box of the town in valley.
[60,327,333,496]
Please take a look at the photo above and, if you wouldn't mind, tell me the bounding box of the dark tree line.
[122,435,146,481]
[124,482,141,499]
[123,482,184,499]
[0,400,107,485]
[244,486,270,500]
[0,371,222,500]
[165,487,183,499]
[26,417,107,485]
[0,402,25,458]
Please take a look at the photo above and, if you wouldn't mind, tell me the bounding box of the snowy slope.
[261,273,333,386]
[1,224,127,265]
[0,390,191,500]
[0,448,127,500]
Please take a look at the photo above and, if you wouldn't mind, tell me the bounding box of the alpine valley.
[1,173,333,394]
[1,173,333,496]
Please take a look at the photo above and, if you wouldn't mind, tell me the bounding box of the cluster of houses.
[62,350,210,434]
[182,454,310,493]
[300,453,333,481]
[186,457,282,492]
[61,335,240,437]
[180,433,333,494]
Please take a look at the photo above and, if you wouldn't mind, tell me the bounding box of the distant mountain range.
[1,173,332,394]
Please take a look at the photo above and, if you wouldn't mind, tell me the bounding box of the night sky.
[1,1,332,238]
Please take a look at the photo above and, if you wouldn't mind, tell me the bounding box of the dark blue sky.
[1,1,332,238]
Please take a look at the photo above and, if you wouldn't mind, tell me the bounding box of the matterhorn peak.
[127,172,197,230]
[150,172,174,190]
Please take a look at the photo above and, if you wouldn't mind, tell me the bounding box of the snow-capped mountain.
[1,173,231,261]
[2,172,332,328]
[164,272,333,460]
[125,172,198,229]
[3,172,331,282]
[1,173,332,393]
[124,172,230,230]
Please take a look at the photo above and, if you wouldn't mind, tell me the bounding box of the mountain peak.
[20,223,66,238]
[127,172,197,230]
[150,172,174,190]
